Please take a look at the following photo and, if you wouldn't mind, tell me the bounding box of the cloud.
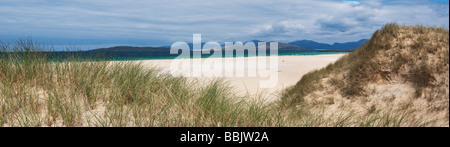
[248,0,449,43]
[0,0,448,47]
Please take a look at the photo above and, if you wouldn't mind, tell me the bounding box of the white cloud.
[0,0,448,46]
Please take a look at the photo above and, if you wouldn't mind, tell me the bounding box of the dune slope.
[282,24,449,126]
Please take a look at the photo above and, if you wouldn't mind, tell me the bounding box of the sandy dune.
[135,54,346,101]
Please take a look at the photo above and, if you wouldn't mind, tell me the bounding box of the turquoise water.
[278,52,348,56]
[1,50,348,62]
[99,51,348,61]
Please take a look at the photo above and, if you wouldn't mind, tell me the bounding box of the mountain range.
[288,39,369,50]
[92,39,368,51]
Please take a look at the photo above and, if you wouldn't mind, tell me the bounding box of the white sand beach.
[134,54,346,101]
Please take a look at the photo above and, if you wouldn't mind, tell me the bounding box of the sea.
[0,49,348,61]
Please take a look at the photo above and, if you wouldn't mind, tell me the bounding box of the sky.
[0,0,449,49]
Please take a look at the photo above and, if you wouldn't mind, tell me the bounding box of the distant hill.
[91,39,368,52]
[93,41,312,52]
[245,40,311,51]
[289,39,368,50]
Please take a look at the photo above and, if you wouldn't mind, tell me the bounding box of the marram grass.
[0,39,433,127]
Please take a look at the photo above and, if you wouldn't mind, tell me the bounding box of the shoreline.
[112,52,348,61]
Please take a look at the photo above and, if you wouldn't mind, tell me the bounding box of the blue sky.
[0,0,448,49]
